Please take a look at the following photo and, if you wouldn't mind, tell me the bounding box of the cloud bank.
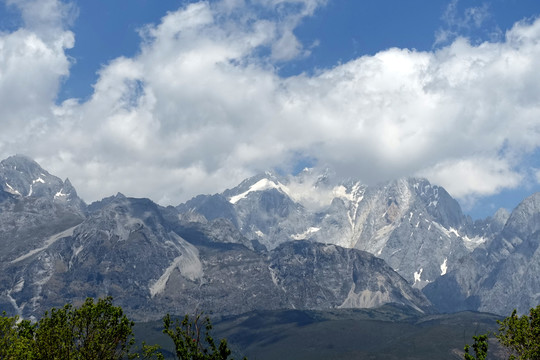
[1,0,540,207]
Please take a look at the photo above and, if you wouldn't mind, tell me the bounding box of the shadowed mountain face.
[0,156,432,321]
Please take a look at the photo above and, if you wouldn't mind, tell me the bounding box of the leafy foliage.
[463,334,488,360]
[464,305,540,360]
[163,312,236,360]
[0,312,35,359]
[495,305,540,360]
[0,297,164,359]
[1,299,242,360]
[34,297,134,359]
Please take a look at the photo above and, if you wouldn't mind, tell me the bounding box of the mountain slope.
[424,192,540,315]
[0,160,433,320]
[178,171,489,289]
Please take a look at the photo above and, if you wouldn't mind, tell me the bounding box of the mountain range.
[0,154,538,320]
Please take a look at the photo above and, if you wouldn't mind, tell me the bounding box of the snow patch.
[5,182,21,195]
[462,235,487,251]
[413,268,423,284]
[255,230,264,237]
[432,222,460,238]
[291,227,320,240]
[28,178,46,196]
[54,189,68,198]
[229,178,291,204]
[440,258,448,276]
[32,177,45,184]
[432,223,486,251]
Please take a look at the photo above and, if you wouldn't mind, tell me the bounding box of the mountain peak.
[0,155,85,210]
[503,192,540,238]
[0,154,59,197]
[1,154,46,175]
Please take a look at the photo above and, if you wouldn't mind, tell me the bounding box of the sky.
[1,0,540,219]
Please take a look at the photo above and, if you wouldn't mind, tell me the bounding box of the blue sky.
[1,0,540,219]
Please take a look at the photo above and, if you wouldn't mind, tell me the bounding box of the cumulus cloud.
[6,0,77,34]
[0,0,74,155]
[1,0,540,206]
[419,157,523,198]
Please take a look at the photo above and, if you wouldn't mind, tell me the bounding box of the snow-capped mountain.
[0,156,86,264]
[178,170,494,289]
[2,155,540,318]
[0,155,84,209]
[0,156,432,321]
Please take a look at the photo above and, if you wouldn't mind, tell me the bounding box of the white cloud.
[435,0,494,46]
[0,0,74,156]
[2,0,540,207]
[419,157,523,198]
[5,0,77,39]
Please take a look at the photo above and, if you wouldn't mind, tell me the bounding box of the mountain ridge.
[1,155,539,318]
[0,155,434,321]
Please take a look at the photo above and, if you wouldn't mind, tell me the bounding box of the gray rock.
[424,193,540,315]
[0,194,433,321]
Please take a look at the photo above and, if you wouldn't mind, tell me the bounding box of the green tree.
[0,312,36,359]
[163,313,237,360]
[33,297,135,359]
[2,299,239,360]
[464,334,488,360]
[496,305,540,360]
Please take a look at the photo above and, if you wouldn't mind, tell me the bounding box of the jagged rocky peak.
[407,178,465,229]
[0,155,84,209]
[0,154,62,197]
[502,192,540,238]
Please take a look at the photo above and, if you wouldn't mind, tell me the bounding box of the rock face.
[2,155,540,318]
[0,157,432,321]
[424,192,540,315]
[180,170,540,315]
[0,156,86,265]
[179,171,493,289]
